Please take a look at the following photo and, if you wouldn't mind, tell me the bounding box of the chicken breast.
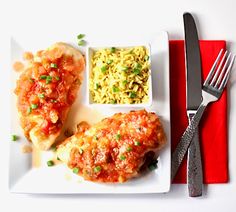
[57,110,166,183]
[14,42,85,150]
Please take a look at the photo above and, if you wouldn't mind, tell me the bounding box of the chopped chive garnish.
[38,93,45,99]
[55,76,60,81]
[46,76,52,84]
[126,146,132,152]
[77,34,85,39]
[95,83,99,90]
[79,148,83,154]
[122,80,128,85]
[101,65,107,73]
[119,155,126,161]
[31,103,38,109]
[78,40,86,46]
[110,47,116,53]
[40,75,47,80]
[110,99,117,104]
[107,59,113,65]
[129,91,136,98]
[47,160,54,167]
[11,134,18,141]
[134,140,141,146]
[94,166,102,173]
[51,146,57,152]
[144,55,149,61]
[119,66,129,72]
[112,86,119,92]
[133,68,141,75]
[27,107,32,114]
[148,161,158,171]
[50,63,58,68]
[73,167,80,174]
[135,63,142,69]
[115,134,121,140]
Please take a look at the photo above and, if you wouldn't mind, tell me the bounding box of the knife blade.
[183,12,203,197]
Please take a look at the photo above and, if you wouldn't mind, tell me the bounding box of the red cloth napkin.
[170,40,228,184]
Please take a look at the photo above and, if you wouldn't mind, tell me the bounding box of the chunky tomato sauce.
[15,47,83,136]
[66,110,166,183]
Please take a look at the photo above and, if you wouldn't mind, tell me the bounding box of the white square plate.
[9,31,170,194]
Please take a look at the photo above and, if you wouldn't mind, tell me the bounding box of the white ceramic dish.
[87,44,152,107]
[9,31,170,194]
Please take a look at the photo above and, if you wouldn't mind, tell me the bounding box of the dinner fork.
[171,49,235,181]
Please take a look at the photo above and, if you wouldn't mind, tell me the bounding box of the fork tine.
[204,49,224,86]
[210,51,228,86]
[219,55,235,90]
[214,52,231,88]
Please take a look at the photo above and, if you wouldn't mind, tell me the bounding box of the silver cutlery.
[171,49,235,182]
[183,12,203,197]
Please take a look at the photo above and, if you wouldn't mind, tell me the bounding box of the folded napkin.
[170,40,228,184]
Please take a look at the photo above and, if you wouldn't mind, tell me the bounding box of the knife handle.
[187,113,203,197]
[171,102,207,181]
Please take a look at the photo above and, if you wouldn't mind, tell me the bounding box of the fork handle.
[171,102,207,181]
[187,114,203,197]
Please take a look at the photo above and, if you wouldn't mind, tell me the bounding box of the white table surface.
[0,0,236,211]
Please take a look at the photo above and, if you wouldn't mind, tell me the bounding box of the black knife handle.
[187,113,203,197]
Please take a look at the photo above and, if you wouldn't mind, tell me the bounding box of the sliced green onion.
[77,34,85,39]
[107,59,113,65]
[94,166,102,173]
[133,68,141,75]
[55,76,60,81]
[112,86,119,93]
[135,63,142,69]
[78,40,86,46]
[50,63,58,68]
[57,156,61,161]
[101,65,107,73]
[134,140,141,146]
[31,103,38,109]
[148,161,158,171]
[51,146,57,152]
[144,55,149,61]
[38,93,45,99]
[110,99,117,104]
[115,134,121,140]
[46,76,52,84]
[119,155,126,161]
[119,66,129,72]
[47,160,54,167]
[27,107,32,114]
[129,91,136,98]
[11,134,18,141]
[40,75,47,80]
[126,146,132,152]
[94,136,98,140]
[122,80,128,85]
[51,99,57,103]
[79,148,83,154]
[95,83,99,90]
[110,47,116,53]
[73,167,80,174]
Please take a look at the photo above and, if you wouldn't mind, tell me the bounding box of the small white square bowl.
[86,44,152,107]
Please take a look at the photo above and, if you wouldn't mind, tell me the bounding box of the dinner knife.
[183,12,203,197]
